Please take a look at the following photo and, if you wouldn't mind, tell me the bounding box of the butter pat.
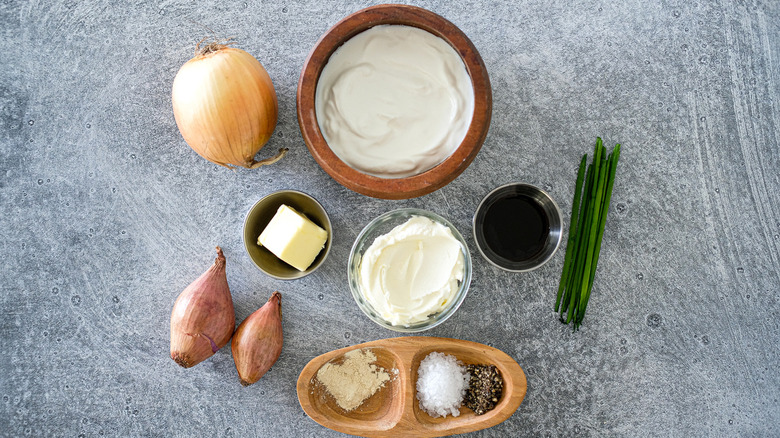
[257,205,328,271]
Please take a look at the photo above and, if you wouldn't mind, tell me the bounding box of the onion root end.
[246,147,288,169]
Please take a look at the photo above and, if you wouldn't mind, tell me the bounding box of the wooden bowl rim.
[297,4,492,199]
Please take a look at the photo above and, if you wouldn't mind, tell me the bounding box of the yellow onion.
[170,247,235,368]
[171,40,287,169]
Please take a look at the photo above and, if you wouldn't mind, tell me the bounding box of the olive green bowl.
[243,190,332,280]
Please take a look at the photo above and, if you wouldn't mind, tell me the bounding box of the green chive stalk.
[555,138,621,330]
[566,163,595,324]
[563,162,594,322]
[578,144,621,326]
[555,154,587,312]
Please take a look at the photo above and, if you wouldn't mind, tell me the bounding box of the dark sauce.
[482,195,549,261]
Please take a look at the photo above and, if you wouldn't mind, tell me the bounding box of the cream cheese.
[315,25,474,178]
[358,216,465,326]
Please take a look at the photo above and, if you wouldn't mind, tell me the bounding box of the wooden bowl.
[297,4,492,199]
[297,337,527,437]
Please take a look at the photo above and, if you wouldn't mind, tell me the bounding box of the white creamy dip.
[315,25,475,178]
[358,216,465,326]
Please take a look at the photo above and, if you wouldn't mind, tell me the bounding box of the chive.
[555,138,621,330]
[578,144,621,324]
[587,144,620,291]
[576,141,605,324]
[566,163,595,324]
[576,143,607,325]
[563,162,594,322]
[555,154,587,312]
[578,155,612,325]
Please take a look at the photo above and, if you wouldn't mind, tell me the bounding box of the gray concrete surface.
[2,1,778,436]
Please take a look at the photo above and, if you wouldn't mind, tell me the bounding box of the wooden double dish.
[297,4,493,199]
[297,337,527,437]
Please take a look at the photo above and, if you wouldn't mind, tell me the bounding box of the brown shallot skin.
[232,291,283,386]
[170,247,236,368]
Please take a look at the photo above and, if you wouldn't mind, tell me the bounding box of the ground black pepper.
[464,364,503,415]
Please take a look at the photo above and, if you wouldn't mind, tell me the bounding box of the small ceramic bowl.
[297,4,492,199]
[473,183,563,272]
[347,208,472,332]
[243,190,332,280]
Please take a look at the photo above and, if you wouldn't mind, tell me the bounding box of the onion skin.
[232,291,283,386]
[172,43,287,169]
[170,247,236,368]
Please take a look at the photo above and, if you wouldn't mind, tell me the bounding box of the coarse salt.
[416,352,470,417]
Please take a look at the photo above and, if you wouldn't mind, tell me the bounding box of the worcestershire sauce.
[482,195,549,261]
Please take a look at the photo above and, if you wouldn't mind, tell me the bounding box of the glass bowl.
[347,208,472,332]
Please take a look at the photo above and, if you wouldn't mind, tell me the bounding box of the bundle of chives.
[555,138,621,330]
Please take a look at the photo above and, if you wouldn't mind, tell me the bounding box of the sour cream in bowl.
[315,25,474,179]
[348,208,472,332]
[297,4,492,199]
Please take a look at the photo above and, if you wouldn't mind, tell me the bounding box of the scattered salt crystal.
[416,352,470,418]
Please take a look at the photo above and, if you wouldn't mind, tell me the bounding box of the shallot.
[231,291,283,386]
[170,247,235,368]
